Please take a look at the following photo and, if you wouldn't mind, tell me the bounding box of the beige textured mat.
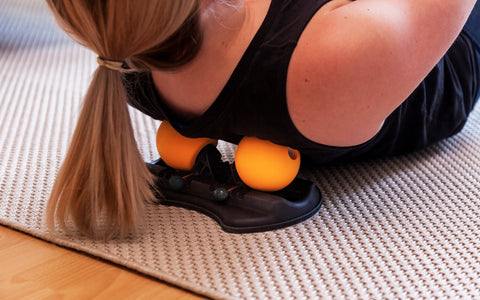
[2,1,480,299]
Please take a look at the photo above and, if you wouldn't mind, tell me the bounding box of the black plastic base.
[147,145,322,233]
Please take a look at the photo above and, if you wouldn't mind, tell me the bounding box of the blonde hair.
[46,0,200,239]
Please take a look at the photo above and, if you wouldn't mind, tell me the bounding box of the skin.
[152,0,477,147]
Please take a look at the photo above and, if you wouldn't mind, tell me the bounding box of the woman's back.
[151,0,477,147]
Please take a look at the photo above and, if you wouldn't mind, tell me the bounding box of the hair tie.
[97,57,135,73]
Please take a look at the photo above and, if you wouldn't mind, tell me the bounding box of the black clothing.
[123,0,480,165]
[465,0,480,52]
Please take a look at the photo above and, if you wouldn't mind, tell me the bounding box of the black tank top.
[123,0,480,165]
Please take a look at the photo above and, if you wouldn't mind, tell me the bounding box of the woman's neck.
[201,0,247,30]
[151,0,269,120]
[198,0,249,61]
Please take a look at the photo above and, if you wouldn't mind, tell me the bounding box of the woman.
[46,0,480,239]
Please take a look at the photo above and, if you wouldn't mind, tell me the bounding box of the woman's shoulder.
[286,0,473,146]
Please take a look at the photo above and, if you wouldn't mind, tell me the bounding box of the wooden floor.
[0,226,205,299]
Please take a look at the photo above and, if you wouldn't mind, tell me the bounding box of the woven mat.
[2,1,480,299]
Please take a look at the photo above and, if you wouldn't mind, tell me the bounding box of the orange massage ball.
[156,121,217,171]
[235,137,301,192]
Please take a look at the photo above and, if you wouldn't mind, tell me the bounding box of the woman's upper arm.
[287,0,476,146]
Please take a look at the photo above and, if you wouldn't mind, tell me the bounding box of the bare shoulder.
[287,0,472,146]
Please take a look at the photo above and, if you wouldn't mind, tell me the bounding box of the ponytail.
[46,0,200,239]
[47,66,155,239]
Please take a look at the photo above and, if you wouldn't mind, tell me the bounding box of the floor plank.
[0,226,206,299]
